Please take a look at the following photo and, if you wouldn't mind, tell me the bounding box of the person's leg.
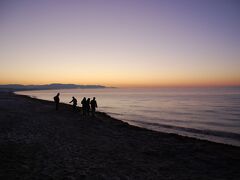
[92,108,95,117]
[83,107,86,116]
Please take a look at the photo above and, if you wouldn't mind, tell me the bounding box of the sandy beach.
[0,92,239,180]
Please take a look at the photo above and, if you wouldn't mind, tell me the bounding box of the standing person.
[86,98,90,116]
[53,93,60,110]
[69,96,77,111]
[81,97,87,116]
[90,97,98,117]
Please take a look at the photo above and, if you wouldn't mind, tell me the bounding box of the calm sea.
[16,87,240,146]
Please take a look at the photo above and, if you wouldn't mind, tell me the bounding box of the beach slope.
[0,92,239,179]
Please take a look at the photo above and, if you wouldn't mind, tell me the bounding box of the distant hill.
[0,83,108,91]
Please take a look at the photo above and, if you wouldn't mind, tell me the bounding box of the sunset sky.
[1,0,240,87]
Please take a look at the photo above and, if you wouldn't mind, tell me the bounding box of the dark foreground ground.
[0,92,239,180]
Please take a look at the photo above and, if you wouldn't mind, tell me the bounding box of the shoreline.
[14,91,240,147]
[0,92,240,179]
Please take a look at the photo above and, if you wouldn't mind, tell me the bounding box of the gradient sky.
[1,0,240,87]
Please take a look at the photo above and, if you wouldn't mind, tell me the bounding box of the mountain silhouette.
[0,83,109,91]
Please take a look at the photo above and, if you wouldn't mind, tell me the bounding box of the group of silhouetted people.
[53,93,98,117]
[80,97,98,117]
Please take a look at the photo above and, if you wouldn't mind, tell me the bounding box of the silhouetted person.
[86,98,90,116]
[54,93,60,110]
[69,96,77,111]
[90,97,98,117]
[81,97,87,116]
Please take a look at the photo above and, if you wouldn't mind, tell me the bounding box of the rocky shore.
[0,92,239,180]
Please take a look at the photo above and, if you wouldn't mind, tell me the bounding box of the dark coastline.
[0,92,239,179]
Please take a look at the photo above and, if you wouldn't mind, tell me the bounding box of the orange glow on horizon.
[1,77,240,88]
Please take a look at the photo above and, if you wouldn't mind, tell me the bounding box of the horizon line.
[0,83,240,88]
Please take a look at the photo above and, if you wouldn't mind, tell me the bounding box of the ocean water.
[16,87,240,146]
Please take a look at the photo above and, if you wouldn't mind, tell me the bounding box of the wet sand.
[0,92,239,180]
